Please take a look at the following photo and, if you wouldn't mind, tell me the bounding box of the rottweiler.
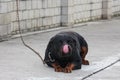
[44,31,89,73]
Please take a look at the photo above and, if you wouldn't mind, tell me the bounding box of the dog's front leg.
[52,62,63,72]
[63,63,74,73]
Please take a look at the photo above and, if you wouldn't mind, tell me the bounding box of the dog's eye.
[67,40,72,43]
[67,40,76,46]
[59,40,63,43]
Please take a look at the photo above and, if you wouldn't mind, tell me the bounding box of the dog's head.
[51,34,77,58]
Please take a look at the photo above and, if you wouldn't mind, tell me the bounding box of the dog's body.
[44,31,89,73]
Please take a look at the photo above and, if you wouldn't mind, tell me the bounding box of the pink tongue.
[63,44,69,54]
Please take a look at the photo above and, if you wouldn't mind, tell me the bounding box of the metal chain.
[15,0,45,64]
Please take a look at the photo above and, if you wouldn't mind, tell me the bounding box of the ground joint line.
[81,58,120,80]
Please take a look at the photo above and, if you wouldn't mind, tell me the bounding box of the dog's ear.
[44,37,55,61]
[47,37,55,48]
[71,37,80,49]
[70,37,77,46]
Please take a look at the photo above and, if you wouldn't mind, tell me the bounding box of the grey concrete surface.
[0,17,120,80]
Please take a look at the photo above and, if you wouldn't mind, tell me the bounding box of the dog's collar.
[48,52,55,63]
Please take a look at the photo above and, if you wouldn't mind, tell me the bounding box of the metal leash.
[15,0,45,64]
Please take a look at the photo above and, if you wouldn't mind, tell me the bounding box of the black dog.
[44,31,89,73]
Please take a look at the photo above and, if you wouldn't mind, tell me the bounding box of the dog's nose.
[62,44,69,54]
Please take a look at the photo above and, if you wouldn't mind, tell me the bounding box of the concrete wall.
[112,0,120,16]
[0,0,120,41]
[74,0,102,24]
[10,0,61,34]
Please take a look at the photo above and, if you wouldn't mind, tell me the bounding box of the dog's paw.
[54,65,63,72]
[82,60,89,65]
[63,63,74,73]
[52,63,63,72]
[63,66,72,73]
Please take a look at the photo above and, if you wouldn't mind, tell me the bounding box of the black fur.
[44,31,88,70]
